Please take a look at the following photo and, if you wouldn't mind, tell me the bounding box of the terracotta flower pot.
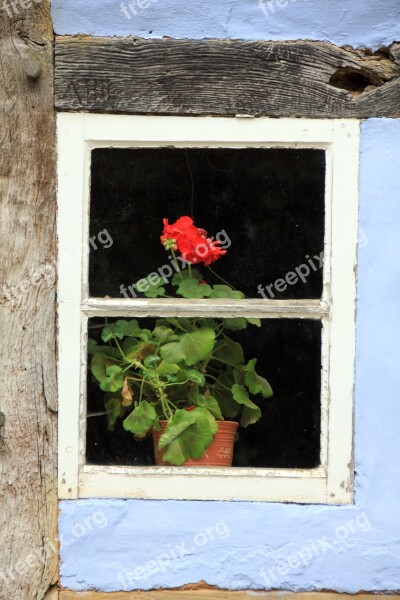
[153,420,239,467]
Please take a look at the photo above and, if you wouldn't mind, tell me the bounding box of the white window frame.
[57,114,359,504]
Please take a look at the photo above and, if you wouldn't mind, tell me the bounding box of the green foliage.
[172,268,202,286]
[152,326,177,343]
[104,397,125,431]
[123,400,158,436]
[213,337,244,366]
[160,327,216,366]
[247,318,262,327]
[176,277,212,299]
[88,266,274,465]
[212,373,240,419]
[208,285,245,299]
[91,353,107,383]
[222,317,248,331]
[231,383,262,427]
[193,394,224,420]
[244,358,273,398]
[158,408,216,465]
[182,369,206,386]
[140,275,166,298]
[100,366,124,392]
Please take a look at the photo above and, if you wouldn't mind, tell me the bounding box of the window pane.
[89,148,325,299]
[86,318,321,468]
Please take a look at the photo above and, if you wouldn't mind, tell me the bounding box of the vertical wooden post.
[0,2,57,600]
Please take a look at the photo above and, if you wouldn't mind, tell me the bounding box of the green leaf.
[100,365,124,392]
[176,277,212,299]
[244,359,273,398]
[193,395,224,420]
[123,341,140,359]
[158,361,180,376]
[183,369,205,386]
[232,383,257,407]
[212,373,240,419]
[158,408,215,465]
[231,383,261,427]
[123,400,158,435]
[87,338,98,354]
[137,329,154,342]
[144,355,161,368]
[233,365,246,386]
[194,406,219,433]
[101,323,124,342]
[100,319,141,341]
[209,285,245,299]
[172,268,202,286]
[247,318,262,327]
[222,317,247,331]
[91,353,107,383]
[241,404,262,427]
[152,326,177,343]
[142,276,166,298]
[115,319,140,337]
[104,397,124,431]
[90,343,120,355]
[213,338,244,367]
[160,327,215,366]
[156,317,193,332]
[198,318,218,329]
[133,342,158,360]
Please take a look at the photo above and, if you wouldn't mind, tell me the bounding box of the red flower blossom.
[160,216,197,249]
[161,216,227,266]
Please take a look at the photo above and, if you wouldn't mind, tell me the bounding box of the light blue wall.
[59,119,400,593]
[52,0,400,48]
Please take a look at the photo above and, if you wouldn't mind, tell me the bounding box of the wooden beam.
[55,37,400,117]
[0,2,58,600]
[59,590,400,600]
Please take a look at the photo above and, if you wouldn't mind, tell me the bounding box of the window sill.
[61,464,354,505]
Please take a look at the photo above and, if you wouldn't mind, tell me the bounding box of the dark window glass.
[89,148,325,299]
[86,318,321,469]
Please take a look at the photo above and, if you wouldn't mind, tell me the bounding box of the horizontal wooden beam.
[55,37,400,117]
[59,590,400,600]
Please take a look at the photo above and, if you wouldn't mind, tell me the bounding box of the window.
[57,114,359,503]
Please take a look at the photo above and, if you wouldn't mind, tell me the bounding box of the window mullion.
[82,298,329,320]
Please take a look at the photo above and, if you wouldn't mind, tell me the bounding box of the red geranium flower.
[161,216,227,266]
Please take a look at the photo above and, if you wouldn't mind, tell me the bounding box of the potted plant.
[88,216,273,466]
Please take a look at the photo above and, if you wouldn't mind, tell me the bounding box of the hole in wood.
[329,66,378,94]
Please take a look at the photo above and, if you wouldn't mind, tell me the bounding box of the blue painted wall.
[55,0,400,590]
[59,120,400,593]
[52,0,400,48]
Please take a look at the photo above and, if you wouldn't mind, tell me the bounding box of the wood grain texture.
[0,2,57,600]
[55,37,400,117]
[59,590,400,600]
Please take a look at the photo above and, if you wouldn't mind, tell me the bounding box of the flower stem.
[171,248,184,282]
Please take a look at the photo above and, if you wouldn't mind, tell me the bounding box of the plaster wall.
[52,0,400,49]
[55,0,400,591]
[59,119,400,593]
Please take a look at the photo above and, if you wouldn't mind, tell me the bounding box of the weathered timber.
[59,590,400,600]
[0,3,58,600]
[55,37,400,117]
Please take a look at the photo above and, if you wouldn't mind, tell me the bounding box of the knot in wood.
[21,57,42,80]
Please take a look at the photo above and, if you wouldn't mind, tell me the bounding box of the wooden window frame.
[57,113,359,504]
